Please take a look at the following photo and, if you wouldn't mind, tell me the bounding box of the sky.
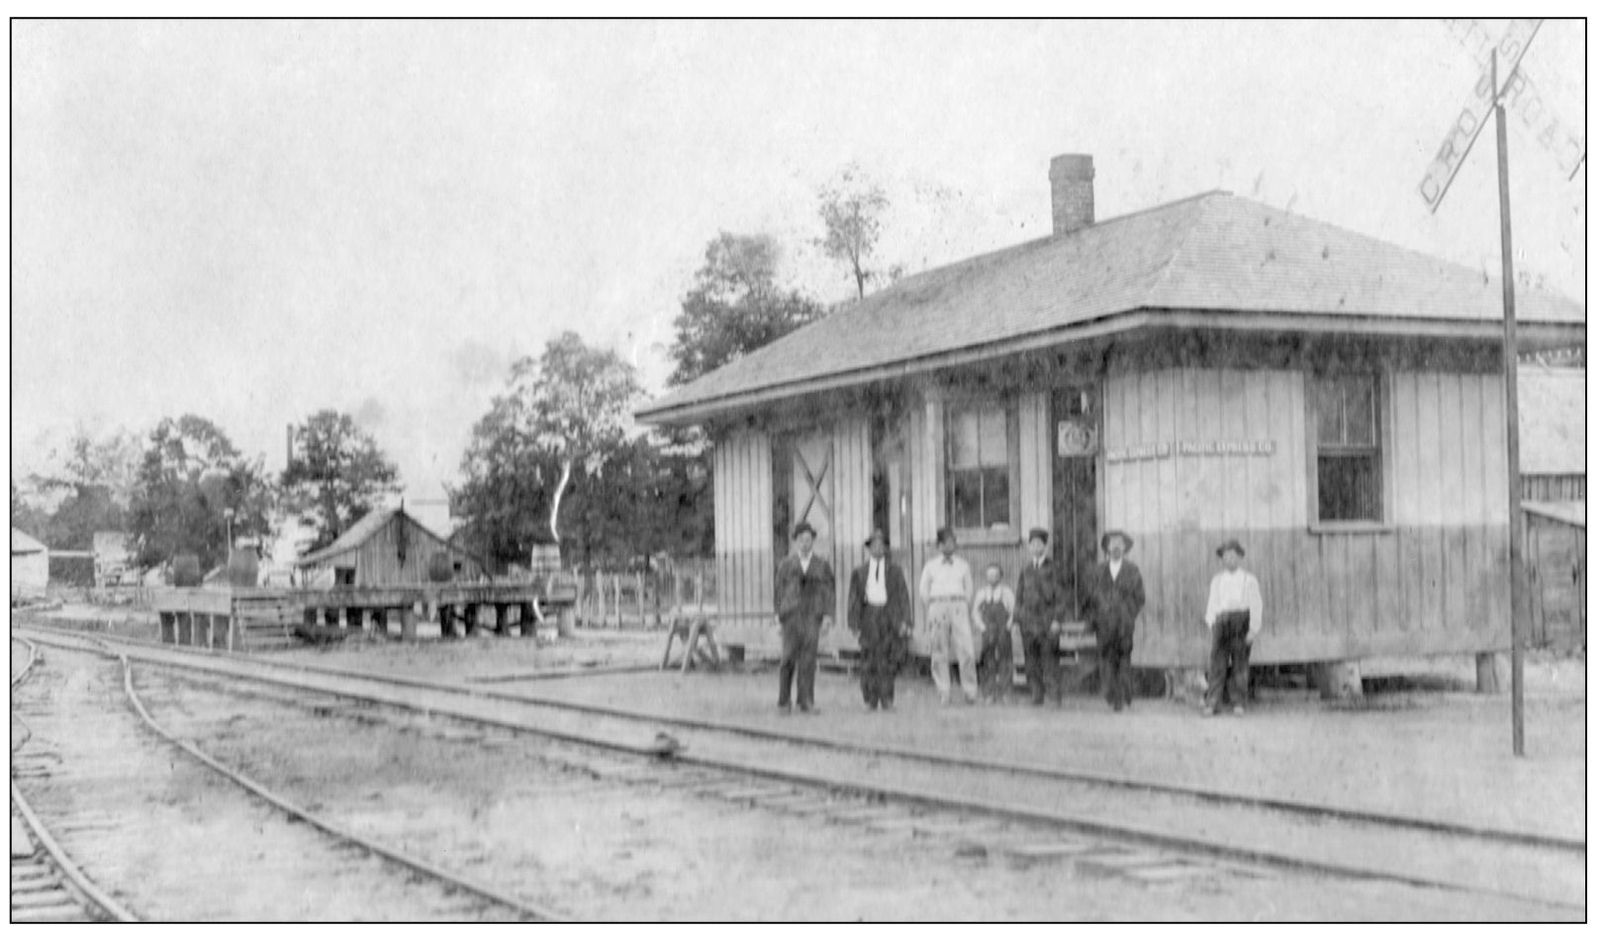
[10,19,1587,507]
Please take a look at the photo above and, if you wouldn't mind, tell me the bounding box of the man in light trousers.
[918,526,977,705]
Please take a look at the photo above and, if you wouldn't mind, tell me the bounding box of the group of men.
[773,521,1262,717]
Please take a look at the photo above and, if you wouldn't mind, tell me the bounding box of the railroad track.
[11,636,138,922]
[18,626,1587,913]
[10,634,569,922]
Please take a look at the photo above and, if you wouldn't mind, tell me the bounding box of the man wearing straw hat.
[847,528,911,711]
[773,521,835,714]
[1202,538,1263,716]
[1082,530,1145,711]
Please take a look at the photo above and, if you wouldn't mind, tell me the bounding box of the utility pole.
[1492,49,1526,757]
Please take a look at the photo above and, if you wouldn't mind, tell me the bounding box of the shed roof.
[639,191,1583,424]
[1518,368,1585,474]
[293,508,479,569]
[11,528,46,555]
[1522,500,1585,529]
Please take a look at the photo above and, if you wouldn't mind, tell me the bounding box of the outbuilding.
[1517,366,1585,501]
[11,528,49,598]
[294,507,488,588]
[637,154,1584,682]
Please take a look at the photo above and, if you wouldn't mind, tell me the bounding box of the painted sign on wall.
[1105,439,1276,463]
[1056,420,1098,456]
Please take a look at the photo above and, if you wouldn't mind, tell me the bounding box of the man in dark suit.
[1082,530,1146,711]
[846,528,911,711]
[1014,527,1063,706]
[773,521,835,714]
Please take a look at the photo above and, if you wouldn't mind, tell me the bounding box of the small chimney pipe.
[1050,153,1096,235]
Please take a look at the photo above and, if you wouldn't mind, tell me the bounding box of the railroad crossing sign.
[1420,19,1583,211]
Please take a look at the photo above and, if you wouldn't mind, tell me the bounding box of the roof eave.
[637,309,1584,427]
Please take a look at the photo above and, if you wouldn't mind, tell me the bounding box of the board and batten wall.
[1102,367,1511,668]
[711,417,876,656]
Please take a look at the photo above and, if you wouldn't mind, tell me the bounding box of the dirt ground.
[15,607,1584,919]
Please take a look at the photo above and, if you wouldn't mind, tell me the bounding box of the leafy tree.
[22,425,142,550]
[453,333,643,569]
[816,163,891,301]
[281,410,401,551]
[127,415,272,571]
[667,232,826,387]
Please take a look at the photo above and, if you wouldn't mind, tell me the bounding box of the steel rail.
[11,636,141,923]
[100,644,573,923]
[26,628,1580,910]
[42,625,1579,854]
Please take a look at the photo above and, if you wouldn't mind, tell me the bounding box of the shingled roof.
[639,191,1583,424]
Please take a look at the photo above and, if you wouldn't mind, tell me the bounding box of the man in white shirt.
[918,526,977,705]
[1202,538,1263,716]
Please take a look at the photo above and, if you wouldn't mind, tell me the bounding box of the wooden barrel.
[172,553,202,588]
[227,548,259,588]
[426,551,454,583]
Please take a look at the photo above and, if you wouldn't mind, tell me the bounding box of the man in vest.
[847,528,911,711]
[773,521,835,714]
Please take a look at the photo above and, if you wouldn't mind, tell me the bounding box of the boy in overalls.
[972,563,1016,703]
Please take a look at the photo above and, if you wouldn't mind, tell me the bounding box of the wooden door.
[1052,385,1101,617]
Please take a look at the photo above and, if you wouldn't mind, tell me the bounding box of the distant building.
[1521,500,1584,648]
[1518,367,1585,502]
[294,507,488,588]
[92,531,131,584]
[638,153,1585,670]
[11,528,49,597]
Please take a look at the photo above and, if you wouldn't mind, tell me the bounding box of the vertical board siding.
[830,416,873,636]
[713,429,773,640]
[1018,392,1053,532]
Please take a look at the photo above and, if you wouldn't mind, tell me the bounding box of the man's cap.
[1216,538,1245,557]
[1027,527,1050,544]
[935,526,955,545]
[864,528,887,547]
[792,521,816,540]
[1100,530,1134,553]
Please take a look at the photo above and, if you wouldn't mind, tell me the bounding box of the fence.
[567,559,717,629]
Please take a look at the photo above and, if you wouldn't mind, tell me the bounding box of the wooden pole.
[1493,49,1526,757]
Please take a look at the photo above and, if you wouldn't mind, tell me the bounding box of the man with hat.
[1082,530,1146,711]
[1014,527,1063,705]
[847,528,911,710]
[918,527,978,704]
[1202,538,1263,716]
[773,521,836,714]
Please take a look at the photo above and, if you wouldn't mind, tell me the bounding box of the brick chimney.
[1049,154,1095,235]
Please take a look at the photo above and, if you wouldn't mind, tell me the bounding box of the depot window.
[945,402,1017,533]
[1313,374,1383,522]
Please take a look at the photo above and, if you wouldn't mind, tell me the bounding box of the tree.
[281,410,401,551]
[23,425,143,550]
[667,232,826,386]
[816,163,891,301]
[453,333,643,569]
[127,415,272,571]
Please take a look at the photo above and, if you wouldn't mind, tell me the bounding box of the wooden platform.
[152,584,575,651]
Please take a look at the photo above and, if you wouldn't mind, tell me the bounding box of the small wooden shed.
[294,508,487,588]
[10,528,49,596]
[1521,500,1585,649]
[638,154,1584,670]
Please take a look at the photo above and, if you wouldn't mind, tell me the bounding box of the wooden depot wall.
[708,336,1518,668]
[1103,365,1512,667]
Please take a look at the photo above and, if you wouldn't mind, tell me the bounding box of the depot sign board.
[1419,18,1541,212]
[1440,19,1585,181]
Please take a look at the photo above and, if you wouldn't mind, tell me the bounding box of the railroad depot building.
[637,155,1585,673]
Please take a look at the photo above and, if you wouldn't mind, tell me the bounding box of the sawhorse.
[661,616,720,673]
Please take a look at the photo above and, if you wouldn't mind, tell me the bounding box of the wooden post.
[1493,49,1526,756]
[695,570,705,613]
[401,604,418,642]
[636,571,645,627]
[612,574,623,628]
[160,612,175,644]
[673,568,684,619]
[521,600,538,637]
[437,601,455,639]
